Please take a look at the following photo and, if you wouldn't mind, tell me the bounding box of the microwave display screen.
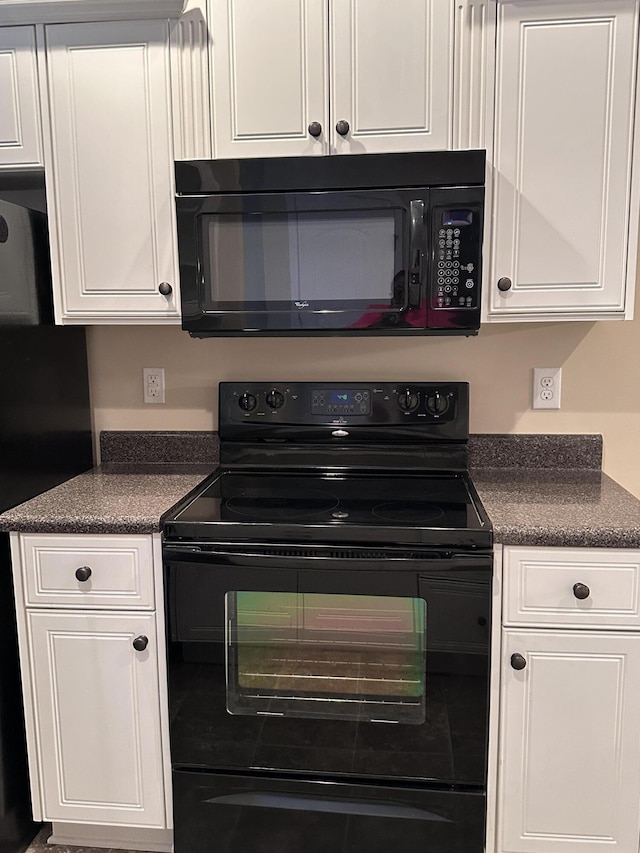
[199,208,404,312]
[442,209,473,227]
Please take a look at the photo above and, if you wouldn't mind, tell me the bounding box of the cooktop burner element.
[225,487,340,520]
[371,501,445,524]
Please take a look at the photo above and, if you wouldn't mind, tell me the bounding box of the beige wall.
[87,279,640,497]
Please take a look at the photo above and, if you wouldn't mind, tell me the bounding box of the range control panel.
[220,382,469,430]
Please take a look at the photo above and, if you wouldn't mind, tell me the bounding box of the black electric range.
[163,382,493,853]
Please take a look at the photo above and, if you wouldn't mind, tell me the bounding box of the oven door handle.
[163,544,492,573]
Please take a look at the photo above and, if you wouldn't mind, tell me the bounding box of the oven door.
[164,543,491,787]
[176,188,428,334]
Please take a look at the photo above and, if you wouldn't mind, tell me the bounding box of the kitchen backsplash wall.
[87,276,640,498]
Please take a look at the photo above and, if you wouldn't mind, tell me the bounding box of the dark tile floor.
[25,825,142,853]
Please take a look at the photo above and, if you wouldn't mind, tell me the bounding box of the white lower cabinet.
[10,533,171,843]
[29,611,165,826]
[496,546,640,853]
[498,629,640,853]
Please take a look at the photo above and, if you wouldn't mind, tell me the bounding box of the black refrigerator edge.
[0,196,93,851]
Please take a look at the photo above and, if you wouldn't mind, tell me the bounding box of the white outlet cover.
[143,367,165,404]
[532,367,561,410]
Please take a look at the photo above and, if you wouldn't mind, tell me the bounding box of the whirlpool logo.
[295,301,310,309]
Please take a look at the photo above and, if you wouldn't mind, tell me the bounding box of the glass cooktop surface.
[166,471,491,546]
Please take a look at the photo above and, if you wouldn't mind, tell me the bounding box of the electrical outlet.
[532,368,561,410]
[143,367,165,404]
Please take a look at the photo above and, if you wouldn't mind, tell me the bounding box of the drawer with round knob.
[503,546,640,628]
[20,534,154,609]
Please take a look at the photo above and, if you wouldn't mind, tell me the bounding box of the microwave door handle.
[408,200,425,308]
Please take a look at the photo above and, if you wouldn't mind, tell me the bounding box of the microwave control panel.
[430,205,482,311]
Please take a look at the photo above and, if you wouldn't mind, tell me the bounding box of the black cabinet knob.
[510,653,527,670]
[497,277,512,292]
[308,121,322,137]
[133,635,149,652]
[158,281,173,296]
[336,119,350,136]
[573,582,591,600]
[75,566,92,582]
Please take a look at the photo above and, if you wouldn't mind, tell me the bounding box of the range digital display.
[311,388,371,416]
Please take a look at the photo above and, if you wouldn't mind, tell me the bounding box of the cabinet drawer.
[503,547,640,628]
[21,534,154,609]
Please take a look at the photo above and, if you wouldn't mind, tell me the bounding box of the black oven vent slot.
[199,544,447,561]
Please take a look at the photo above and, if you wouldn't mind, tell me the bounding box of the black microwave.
[175,150,485,337]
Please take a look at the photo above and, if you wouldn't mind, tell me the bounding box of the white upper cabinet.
[487,0,640,321]
[209,0,454,158]
[330,0,452,154]
[209,0,328,158]
[0,26,43,169]
[44,20,180,322]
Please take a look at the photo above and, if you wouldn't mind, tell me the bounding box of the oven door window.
[196,191,413,325]
[226,592,426,724]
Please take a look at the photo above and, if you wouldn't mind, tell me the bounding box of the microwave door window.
[200,209,404,318]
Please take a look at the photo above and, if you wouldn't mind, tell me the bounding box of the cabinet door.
[210,0,328,158]
[489,0,639,319]
[0,26,42,168]
[45,21,179,321]
[28,611,166,826]
[330,0,453,153]
[498,630,640,853]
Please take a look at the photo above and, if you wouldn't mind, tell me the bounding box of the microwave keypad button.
[466,279,474,289]
[439,229,446,237]
[454,228,461,237]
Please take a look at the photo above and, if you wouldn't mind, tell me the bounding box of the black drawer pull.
[133,635,149,652]
[573,582,590,600]
[75,566,92,582]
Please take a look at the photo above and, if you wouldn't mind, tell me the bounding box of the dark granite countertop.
[472,469,640,548]
[0,467,212,535]
[1,431,639,547]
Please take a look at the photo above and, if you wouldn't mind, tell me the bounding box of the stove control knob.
[398,389,419,412]
[266,389,285,410]
[426,390,450,416]
[238,392,257,412]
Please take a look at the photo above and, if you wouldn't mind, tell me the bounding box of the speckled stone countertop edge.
[2,433,638,546]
